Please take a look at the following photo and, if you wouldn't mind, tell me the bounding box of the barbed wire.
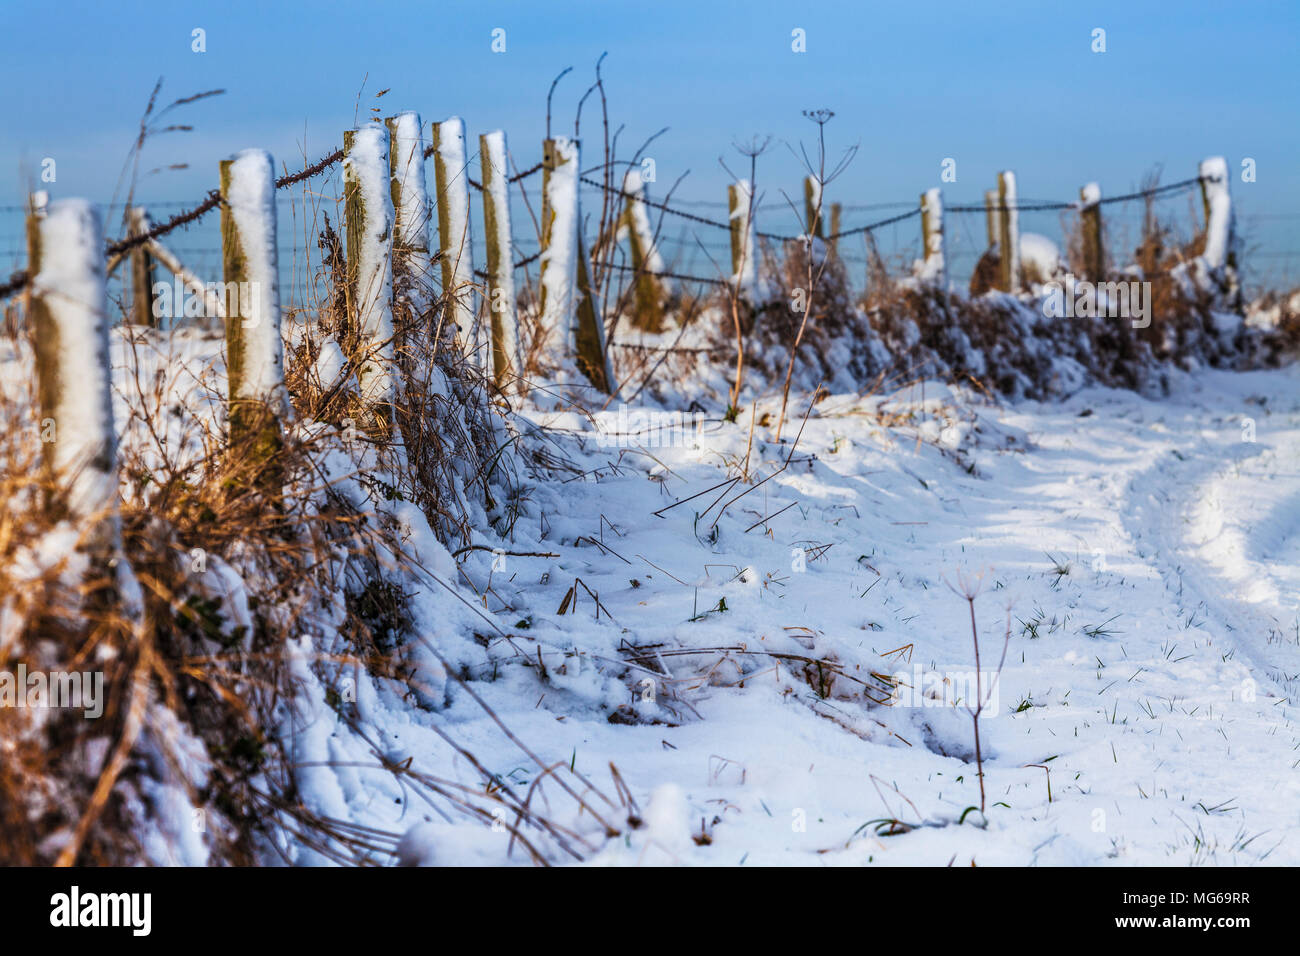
[602,260,727,286]
[0,147,351,299]
[579,175,734,232]
[820,207,920,241]
[0,167,1227,303]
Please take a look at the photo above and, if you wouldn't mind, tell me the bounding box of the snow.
[30,199,119,522]
[1198,156,1234,270]
[729,178,758,293]
[620,168,668,280]
[446,364,1300,865]
[1019,232,1065,286]
[343,126,396,405]
[918,187,945,287]
[11,294,1300,867]
[434,116,480,365]
[223,149,288,412]
[1080,181,1101,208]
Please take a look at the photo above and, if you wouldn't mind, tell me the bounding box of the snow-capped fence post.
[431,117,481,366]
[620,168,667,332]
[343,127,398,430]
[803,176,823,238]
[219,150,288,481]
[479,130,523,391]
[1079,182,1104,282]
[919,187,946,289]
[26,198,121,551]
[997,170,1021,293]
[539,136,612,393]
[728,179,757,300]
[1198,156,1236,272]
[984,189,999,251]
[385,112,435,317]
[127,205,157,327]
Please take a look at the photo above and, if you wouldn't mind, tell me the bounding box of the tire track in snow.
[1117,386,1300,698]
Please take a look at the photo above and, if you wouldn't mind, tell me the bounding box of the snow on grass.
[34,315,1300,866]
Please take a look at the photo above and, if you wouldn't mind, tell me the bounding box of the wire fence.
[1,147,1293,308]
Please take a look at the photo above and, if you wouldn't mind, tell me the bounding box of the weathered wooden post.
[26,198,120,551]
[385,112,435,315]
[431,117,481,366]
[984,189,999,251]
[1198,156,1236,271]
[803,176,823,238]
[343,126,397,423]
[620,168,667,332]
[919,187,946,288]
[479,130,523,390]
[997,170,1021,293]
[220,149,289,478]
[728,179,757,298]
[1079,182,1104,282]
[127,205,157,327]
[539,136,612,393]
[829,202,842,254]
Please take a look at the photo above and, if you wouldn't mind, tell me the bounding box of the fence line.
[0,137,1227,305]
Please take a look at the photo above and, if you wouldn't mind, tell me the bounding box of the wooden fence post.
[997,170,1021,293]
[804,176,823,238]
[984,189,999,251]
[1079,182,1104,282]
[1198,156,1236,271]
[127,205,157,327]
[829,202,842,254]
[539,136,612,393]
[620,168,667,332]
[220,149,288,477]
[385,112,435,315]
[26,197,120,551]
[343,126,397,423]
[479,130,523,390]
[432,117,481,366]
[728,179,757,298]
[919,187,946,288]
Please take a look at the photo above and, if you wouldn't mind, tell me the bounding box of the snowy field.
[282,351,1300,867]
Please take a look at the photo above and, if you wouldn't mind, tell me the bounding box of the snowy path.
[314,363,1300,866]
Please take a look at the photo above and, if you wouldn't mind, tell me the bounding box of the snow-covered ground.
[372,361,1300,867]
[21,324,1296,866]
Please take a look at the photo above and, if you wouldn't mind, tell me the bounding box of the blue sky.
[1,0,1296,289]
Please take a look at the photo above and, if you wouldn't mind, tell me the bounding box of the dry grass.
[0,191,617,864]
